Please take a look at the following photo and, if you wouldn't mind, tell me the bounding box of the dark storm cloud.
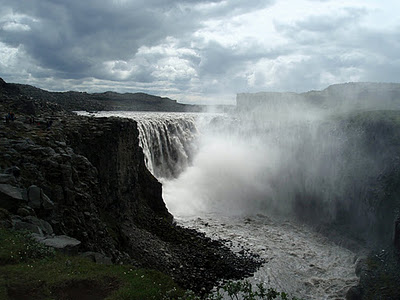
[0,0,201,77]
[0,0,274,83]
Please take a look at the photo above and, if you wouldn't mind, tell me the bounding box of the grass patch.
[0,228,185,300]
[0,228,55,265]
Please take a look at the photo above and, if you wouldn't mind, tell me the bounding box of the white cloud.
[2,22,30,32]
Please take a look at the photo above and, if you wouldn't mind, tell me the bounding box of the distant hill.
[237,82,400,113]
[1,78,207,112]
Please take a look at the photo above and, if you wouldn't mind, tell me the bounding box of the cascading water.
[78,107,379,299]
[134,113,198,179]
[78,111,201,179]
[159,104,378,299]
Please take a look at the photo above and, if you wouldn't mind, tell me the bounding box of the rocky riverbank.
[0,78,261,295]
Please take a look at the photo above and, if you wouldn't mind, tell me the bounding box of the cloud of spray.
[163,89,392,231]
[163,131,279,216]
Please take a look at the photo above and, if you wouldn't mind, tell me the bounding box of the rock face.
[64,116,171,223]
[0,78,261,293]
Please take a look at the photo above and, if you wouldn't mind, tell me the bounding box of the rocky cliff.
[12,81,205,112]
[0,78,260,294]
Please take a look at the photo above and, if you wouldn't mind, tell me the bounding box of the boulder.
[0,184,24,212]
[23,216,53,235]
[27,185,55,210]
[27,185,42,208]
[33,235,81,252]
[13,220,43,235]
[81,251,113,265]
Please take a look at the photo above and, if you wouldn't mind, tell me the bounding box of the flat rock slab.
[0,184,23,200]
[33,234,81,250]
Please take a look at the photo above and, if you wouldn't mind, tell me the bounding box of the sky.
[0,0,399,104]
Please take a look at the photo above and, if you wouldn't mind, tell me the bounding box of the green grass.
[0,227,56,265]
[0,228,186,300]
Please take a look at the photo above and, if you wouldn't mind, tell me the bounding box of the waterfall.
[75,111,216,179]
[77,108,393,241]
[135,113,199,179]
[76,98,398,299]
[162,98,392,244]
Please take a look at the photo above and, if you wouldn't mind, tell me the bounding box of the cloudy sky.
[1,0,399,104]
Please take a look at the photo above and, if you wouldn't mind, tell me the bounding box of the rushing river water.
[79,111,362,299]
[171,214,359,299]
